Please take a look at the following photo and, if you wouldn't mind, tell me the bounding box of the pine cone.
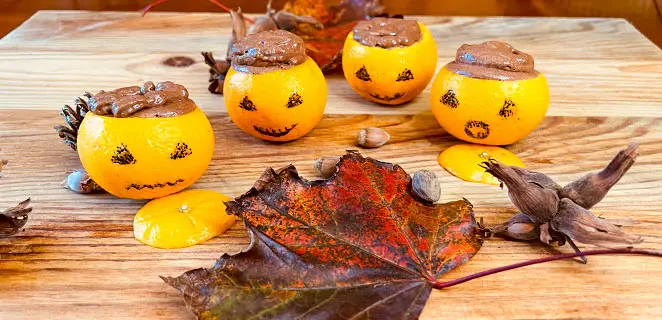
[54,94,92,151]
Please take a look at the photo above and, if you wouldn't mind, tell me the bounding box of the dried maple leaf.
[163,151,483,319]
[1,199,32,237]
[285,0,386,72]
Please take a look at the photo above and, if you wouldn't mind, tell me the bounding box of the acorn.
[357,127,390,148]
[314,156,341,178]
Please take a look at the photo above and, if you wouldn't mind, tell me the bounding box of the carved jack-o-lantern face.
[77,108,215,199]
[224,58,328,142]
[342,21,438,105]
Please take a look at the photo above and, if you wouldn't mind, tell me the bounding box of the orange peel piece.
[438,144,524,185]
[133,189,236,249]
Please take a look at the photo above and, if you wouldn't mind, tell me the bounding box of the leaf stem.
[433,248,662,289]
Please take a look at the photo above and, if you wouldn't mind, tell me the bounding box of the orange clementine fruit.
[133,189,236,249]
[224,58,328,142]
[438,144,525,185]
[342,19,438,105]
[77,108,215,199]
[430,42,549,145]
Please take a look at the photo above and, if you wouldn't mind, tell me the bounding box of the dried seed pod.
[228,9,248,61]
[490,212,540,241]
[538,222,566,245]
[1,198,31,237]
[314,156,340,178]
[62,169,104,194]
[273,11,323,31]
[551,198,643,248]
[411,169,441,203]
[357,127,390,148]
[560,142,638,209]
[365,0,386,17]
[511,166,561,192]
[482,159,559,223]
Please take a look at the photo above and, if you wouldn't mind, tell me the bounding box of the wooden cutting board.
[1,11,662,320]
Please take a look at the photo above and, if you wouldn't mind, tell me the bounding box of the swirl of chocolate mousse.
[229,30,307,74]
[88,81,196,118]
[446,41,539,81]
[352,17,421,48]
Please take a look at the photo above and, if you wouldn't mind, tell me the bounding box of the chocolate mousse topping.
[352,18,421,48]
[229,30,307,74]
[445,41,538,81]
[88,81,196,118]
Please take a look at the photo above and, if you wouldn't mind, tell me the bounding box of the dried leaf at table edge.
[1,198,32,237]
[163,151,483,319]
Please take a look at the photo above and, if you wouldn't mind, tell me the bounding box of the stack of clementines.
[71,16,550,249]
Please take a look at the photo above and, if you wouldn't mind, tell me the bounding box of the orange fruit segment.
[133,189,236,249]
[438,144,525,185]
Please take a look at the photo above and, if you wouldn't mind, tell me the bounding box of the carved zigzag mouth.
[126,179,184,190]
[253,124,297,137]
[369,92,405,102]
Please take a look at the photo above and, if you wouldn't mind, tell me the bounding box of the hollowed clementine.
[77,108,215,199]
[430,66,549,145]
[342,18,438,105]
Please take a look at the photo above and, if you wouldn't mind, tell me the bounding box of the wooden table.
[1,11,662,319]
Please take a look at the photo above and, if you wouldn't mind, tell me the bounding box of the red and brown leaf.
[163,151,483,319]
[284,0,384,72]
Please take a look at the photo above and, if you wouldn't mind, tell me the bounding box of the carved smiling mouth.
[369,92,405,102]
[126,179,184,191]
[253,124,298,137]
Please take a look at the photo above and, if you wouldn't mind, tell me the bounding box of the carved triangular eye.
[170,142,193,160]
[286,93,303,108]
[355,65,371,82]
[111,143,136,165]
[239,96,256,111]
[396,69,414,81]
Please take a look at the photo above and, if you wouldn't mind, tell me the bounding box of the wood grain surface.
[2,0,662,47]
[0,12,661,117]
[1,10,662,320]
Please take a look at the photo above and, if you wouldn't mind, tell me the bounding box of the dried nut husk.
[314,156,341,178]
[482,159,559,223]
[551,198,643,248]
[357,127,390,148]
[482,143,643,249]
[62,169,104,194]
[411,169,441,203]
[490,212,541,241]
[511,166,561,192]
[560,142,639,209]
